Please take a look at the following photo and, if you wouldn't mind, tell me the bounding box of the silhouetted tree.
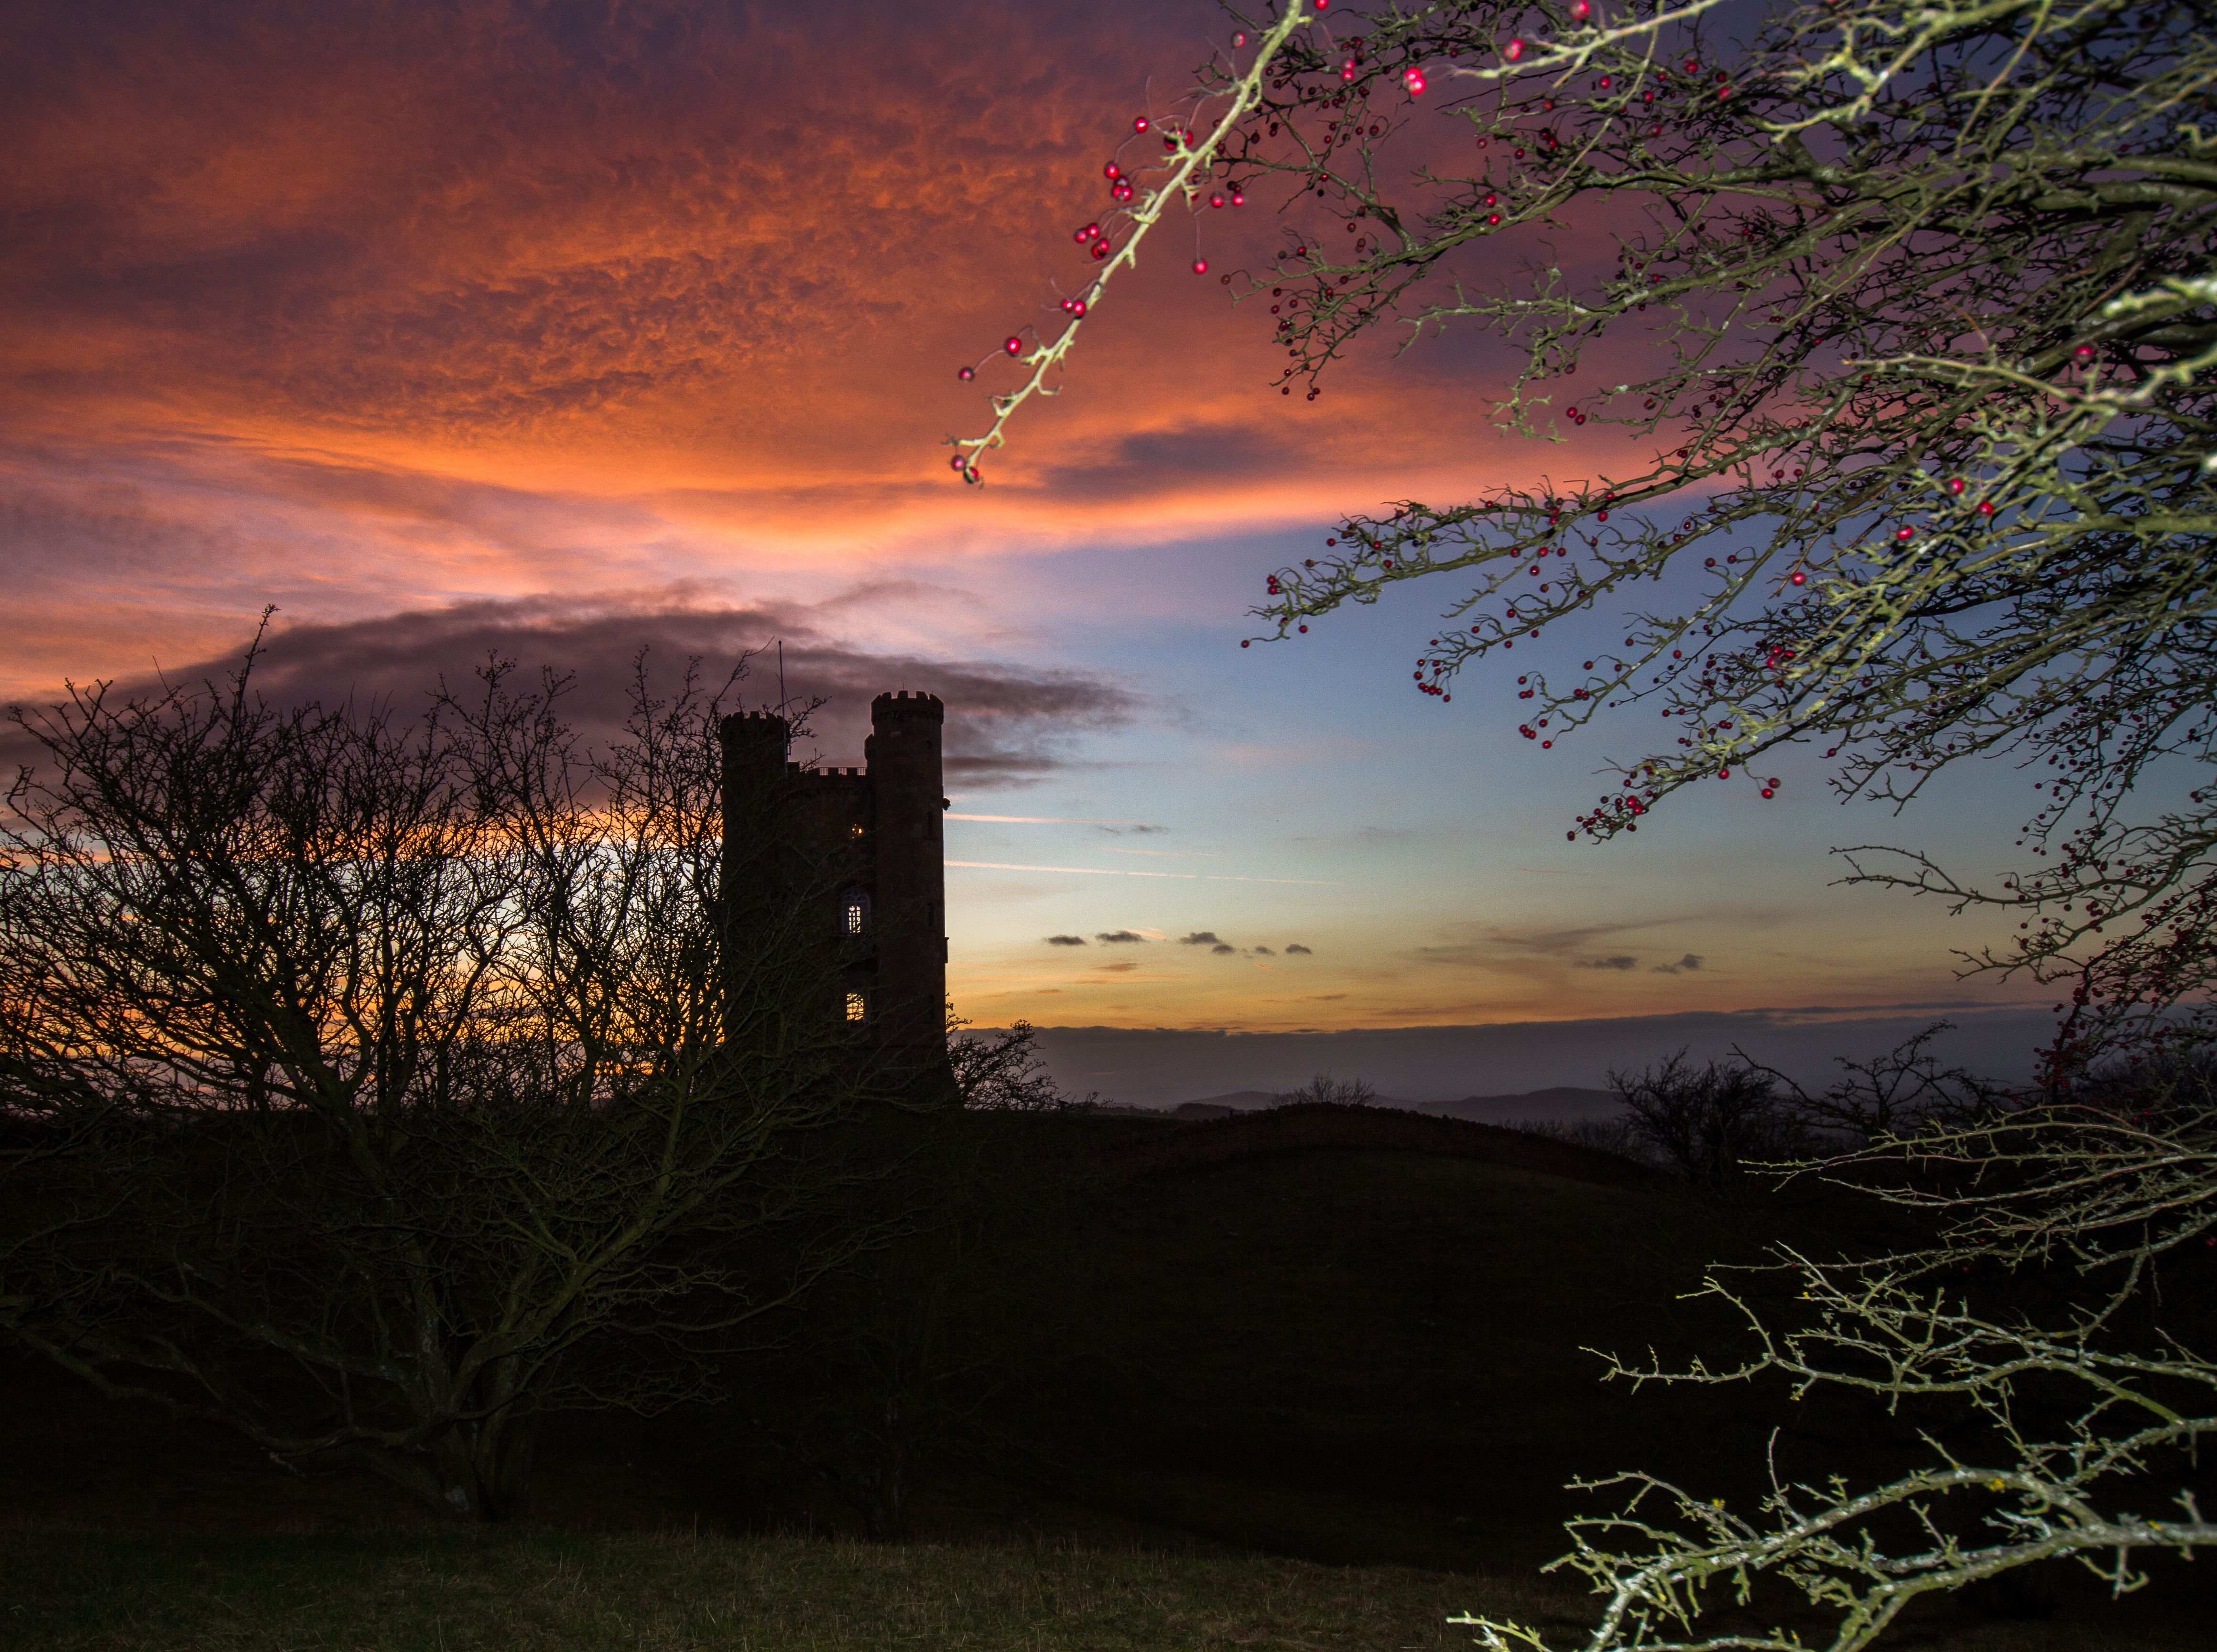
[949,1016,1092,1111]
[1608,1050,1801,1187]
[1749,1018,2000,1148]
[1274,1071,1379,1107]
[0,641,899,1519]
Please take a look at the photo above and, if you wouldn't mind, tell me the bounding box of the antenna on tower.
[776,639,787,716]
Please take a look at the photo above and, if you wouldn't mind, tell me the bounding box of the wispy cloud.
[1651,953,1705,975]
[948,814,1152,824]
[946,862,1338,886]
[1576,956,1641,971]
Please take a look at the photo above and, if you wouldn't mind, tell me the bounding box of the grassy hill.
[5,1102,2213,1649]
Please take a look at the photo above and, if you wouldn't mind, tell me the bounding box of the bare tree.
[953,0,2215,1054]
[946,3,2216,1635]
[1455,1055,2217,1652]
[949,1016,1093,1112]
[1609,1050,1800,1187]
[0,640,897,1519]
[1745,1020,2001,1148]
[1274,1070,1380,1107]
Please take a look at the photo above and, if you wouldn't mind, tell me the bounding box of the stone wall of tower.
[862,691,948,1058]
[716,692,950,1099]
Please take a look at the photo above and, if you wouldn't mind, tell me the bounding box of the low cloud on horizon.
[0,594,1143,785]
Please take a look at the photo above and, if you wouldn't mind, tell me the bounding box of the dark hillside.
[1097,1100,1659,1188]
[6,1103,2213,1644]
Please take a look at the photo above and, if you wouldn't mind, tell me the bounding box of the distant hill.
[1415,1087,1623,1125]
[1169,1091,1285,1117]
[1164,1086,1622,1124]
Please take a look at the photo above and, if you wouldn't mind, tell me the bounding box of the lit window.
[844,992,868,1023]
[842,889,869,935]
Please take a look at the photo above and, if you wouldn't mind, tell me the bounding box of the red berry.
[1091,239,1109,259]
[1240,639,1250,647]
[1004,336,1022,355]
[1192,259,1209,274]
[1947,476,1965,495]
[1572,0,1590,17]
[1404,68,1426,94]
[1104,162,1122,180]
[1895,526,1914,542]
[949,454,967,471]
[1209,194,1225,208]
[1133,116,1150,133]
[1231,191,1246,206]
[1790,569,1806,585]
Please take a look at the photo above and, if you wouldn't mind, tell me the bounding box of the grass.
[8,1525,2215,1652]
[1,1525,1553,1651]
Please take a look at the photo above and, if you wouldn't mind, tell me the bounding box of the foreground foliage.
[954,1,2215,1643]
[957,0,2215,1044]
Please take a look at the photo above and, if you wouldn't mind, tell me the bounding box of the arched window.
[841,888,870,935]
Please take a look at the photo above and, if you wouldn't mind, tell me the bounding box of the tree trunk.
[427,1406,538,1521]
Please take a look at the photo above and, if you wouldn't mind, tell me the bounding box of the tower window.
[842,889,870,935]
[844,991,869,1024]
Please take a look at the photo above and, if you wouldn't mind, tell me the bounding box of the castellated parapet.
[717,692,952,1101]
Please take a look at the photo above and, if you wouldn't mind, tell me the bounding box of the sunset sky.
[3,0,2059,1098]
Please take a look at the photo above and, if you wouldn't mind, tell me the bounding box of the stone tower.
[717,692,952,1101]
